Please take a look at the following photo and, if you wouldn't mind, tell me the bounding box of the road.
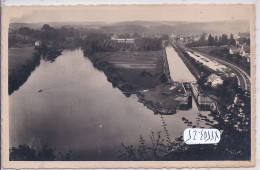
[175,42,251,92]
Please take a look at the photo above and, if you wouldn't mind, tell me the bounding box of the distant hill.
[10,23,45,29]
[9,22,111,29]
[101,24,150,34]
[109,20,249,35]
[10,20,250,35]
[170,20,250,35]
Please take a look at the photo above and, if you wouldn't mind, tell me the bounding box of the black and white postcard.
[1,4,255,168]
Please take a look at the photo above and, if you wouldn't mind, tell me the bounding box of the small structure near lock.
[206,74,223,87]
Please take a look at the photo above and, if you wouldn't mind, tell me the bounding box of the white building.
[229,46,241,55]
[240,45,250,62]
[229,45,250,62]
[170,33,175,39]
[115,38,135,44]
[111,36,135,44]
[207,74,223,87]
[34,41,42,47]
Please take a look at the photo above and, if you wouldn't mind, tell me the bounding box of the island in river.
[84,49,189,115]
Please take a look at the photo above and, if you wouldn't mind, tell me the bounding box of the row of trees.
[9,24,105,48]
[187,33,249,47]
[209,48,250,74]
[82,33,167,55]
[11,24,168,53]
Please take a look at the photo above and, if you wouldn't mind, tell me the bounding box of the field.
[9,46,35,74]
[8,46,41,94]
[193,46,228,55]
[93,50,165,90]
[87,50,186,114]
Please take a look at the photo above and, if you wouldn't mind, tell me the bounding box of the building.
[116,38,135,44]
[34,40,42,47]
[111,35,135,44]
[170,33,175,39]
[229,45,250,62]
[229,46,242,55]
[240,45,250,62]
[111,35,118,40]
[233,33,240,39]
[207,74,223,87]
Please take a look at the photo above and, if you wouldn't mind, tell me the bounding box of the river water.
[9,48,214,160]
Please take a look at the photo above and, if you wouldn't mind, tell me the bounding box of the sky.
[5,4,254,23]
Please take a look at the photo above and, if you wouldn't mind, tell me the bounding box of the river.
[9,48,214,160]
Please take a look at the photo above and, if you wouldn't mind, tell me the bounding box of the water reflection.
[9,49,215,160]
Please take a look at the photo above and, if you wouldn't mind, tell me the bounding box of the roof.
[207,74,222,82]
[243,45,250,53]
[230,46,242,53]
[176,95,188,102]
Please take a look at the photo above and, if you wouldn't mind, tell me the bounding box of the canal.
[165,46,196,82]
[9,48,214,160]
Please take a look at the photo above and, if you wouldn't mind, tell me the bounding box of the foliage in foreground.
[117,106,251,161]
[9,144,72,161]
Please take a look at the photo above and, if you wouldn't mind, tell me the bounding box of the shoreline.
[84,51,186,115]
[8,45,64,95]
[8,47,41,95]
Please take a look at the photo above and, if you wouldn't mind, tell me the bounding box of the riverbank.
[85,50,186,114]
[8,45,63,94]
[8,46,41,94]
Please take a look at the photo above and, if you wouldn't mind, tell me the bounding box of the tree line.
[187,33,250,47]
[10,24,168,53]
[9,24,103,48]
[82,34,168,55]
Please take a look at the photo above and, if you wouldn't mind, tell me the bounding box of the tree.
[198,32,207,46]
[221,34,228,45]
[41,24,52,32]
[214,36,218,46]
[208,34,214,46]
[160,34,169,40]
[9,144,72,161]
[159,73,168,83]
[18,27,32,40]
[218,35,222,46]
[229,34,236,46]
[133,33,141,39]
[18,27,31,35]
[199,33,206,42]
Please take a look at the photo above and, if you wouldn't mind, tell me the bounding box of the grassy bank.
[85,50,185,114]
[8,46,41,94]
[86,51,165,91]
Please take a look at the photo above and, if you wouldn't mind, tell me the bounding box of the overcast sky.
[7,5,253,23]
